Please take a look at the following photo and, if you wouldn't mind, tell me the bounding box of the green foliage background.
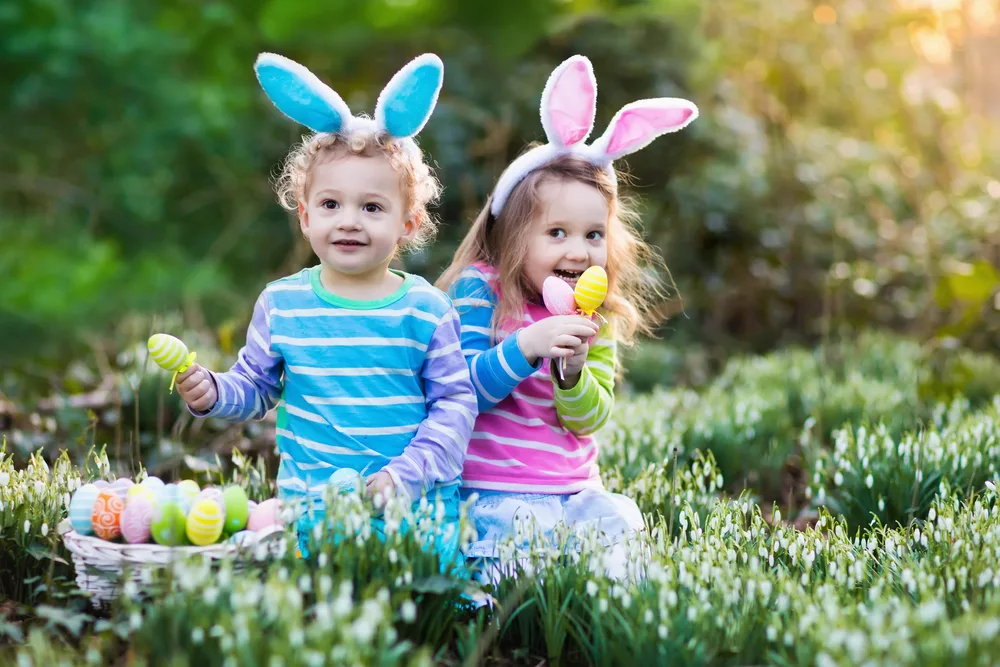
[1,0,998,419]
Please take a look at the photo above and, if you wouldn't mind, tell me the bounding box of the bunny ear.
[254,53,351,133]
[374,53,444,139]
[540,55,597,148]
[587,98,698,163]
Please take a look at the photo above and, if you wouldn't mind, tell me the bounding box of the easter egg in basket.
[69,484,99,535]
[140,475,165,489]
[222,486,249,534]
[247,498,281,532]
[197,487,226,517]
[177,480,200,508]
[91,490,125,541]
[186,499,224,546]
[121,496,156,544]
[127,484,159,506]
[150,502,188,546]
[108,477,134,499]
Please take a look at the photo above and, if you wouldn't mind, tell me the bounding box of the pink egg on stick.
[542,277,577,380]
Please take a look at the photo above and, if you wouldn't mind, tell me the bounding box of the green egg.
[222,486,250,534]
[150,501,187,546]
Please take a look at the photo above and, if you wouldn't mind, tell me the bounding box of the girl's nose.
[565,239,588,261]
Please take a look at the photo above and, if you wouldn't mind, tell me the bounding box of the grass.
[3,331,1000,666]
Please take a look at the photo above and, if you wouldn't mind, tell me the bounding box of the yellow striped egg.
[186,499,224,545]
[147,333,191,372]
[127,484,158,505]
[573,266,608,316]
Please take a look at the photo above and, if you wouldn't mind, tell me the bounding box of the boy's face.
[298,153,415,282]
[523,177,609,296]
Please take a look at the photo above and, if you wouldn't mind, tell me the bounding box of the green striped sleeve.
[552,337,616,435]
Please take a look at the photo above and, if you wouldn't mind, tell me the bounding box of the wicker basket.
[58,519,286,607]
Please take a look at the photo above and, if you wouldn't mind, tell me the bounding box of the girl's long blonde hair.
[437,152,666,347]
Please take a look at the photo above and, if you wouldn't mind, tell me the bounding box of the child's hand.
[557,341,590,388]
[518,316,599,365]
[365,471,395,502]
[175,364,218,413]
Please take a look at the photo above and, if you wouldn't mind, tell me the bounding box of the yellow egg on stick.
[573,266,608,319]
[557,266,609,381]
[147,333,197,393]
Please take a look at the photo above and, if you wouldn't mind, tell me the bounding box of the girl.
[437,55,698,579]
[175,52,478,563]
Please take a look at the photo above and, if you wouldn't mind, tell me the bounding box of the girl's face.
[522,177,609,296]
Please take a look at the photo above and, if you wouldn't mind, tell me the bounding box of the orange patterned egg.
[91,489,125,540]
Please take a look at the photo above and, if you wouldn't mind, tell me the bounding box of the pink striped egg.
[121,496,155,544]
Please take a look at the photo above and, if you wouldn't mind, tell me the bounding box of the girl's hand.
[175,364,218,413]
[556,342,590,388]
[365,471,395,502]
[518,316,599,365]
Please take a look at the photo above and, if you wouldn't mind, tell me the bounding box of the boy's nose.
[336,212,362,230]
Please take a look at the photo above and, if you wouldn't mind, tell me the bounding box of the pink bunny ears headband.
[490,55,699,217]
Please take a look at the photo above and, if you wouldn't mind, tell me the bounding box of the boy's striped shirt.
[192,267,478,509]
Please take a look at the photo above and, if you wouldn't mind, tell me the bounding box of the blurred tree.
[1,0,997,408]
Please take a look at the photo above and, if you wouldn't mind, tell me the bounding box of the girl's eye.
[587,231,604,241]
[548,228,566,239]
[363,203,383,213]
[322,200,339,210]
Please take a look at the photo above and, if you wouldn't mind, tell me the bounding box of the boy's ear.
[399,211,420,244]
[298,201,309,234]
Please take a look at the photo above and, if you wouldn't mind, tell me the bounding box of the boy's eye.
[587,231,604,241]
[363,203,383,213]
[548,228,566,239]
[322,199,339,210]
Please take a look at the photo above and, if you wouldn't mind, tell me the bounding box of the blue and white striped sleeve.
[448,268,540,412]
[383,306,478,502]
[190,290,284,422]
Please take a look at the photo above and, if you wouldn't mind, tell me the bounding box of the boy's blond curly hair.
[275,126,442,251]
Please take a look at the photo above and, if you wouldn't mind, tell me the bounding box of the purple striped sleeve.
[190,290,284,422]
[383,307,478,502]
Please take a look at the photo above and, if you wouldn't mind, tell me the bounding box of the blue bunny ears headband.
[253,52,444,151]
[490,55,699,217]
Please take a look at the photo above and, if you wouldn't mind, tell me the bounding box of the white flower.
[352,617,376,643]
[401,600,417,623]
[191,627,204,644]
[0,472,9,487]
[23,520,30,534]
[40,523,48,537]
[865,474,874,489]
[834,472,844,486]
[598,598,609,613]
[586,581,599,597]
